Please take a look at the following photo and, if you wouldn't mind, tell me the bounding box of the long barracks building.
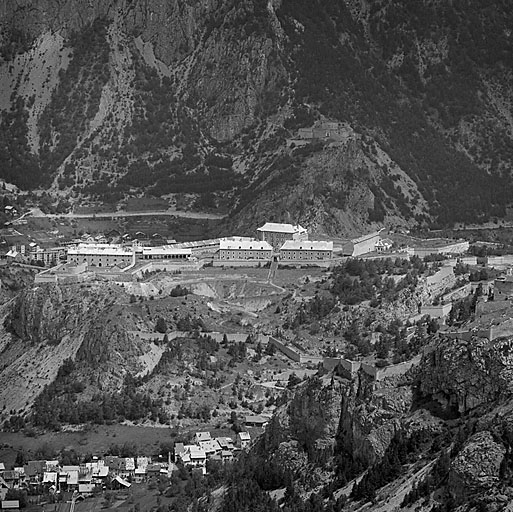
[67,243,191,267]
[280,240,333,261]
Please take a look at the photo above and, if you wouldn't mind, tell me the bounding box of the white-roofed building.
[218,239,272,261]
[198,439,222,457]
[280,240,333,261]
[179,446,206,468]
[67,243,134,267]
[236,432,251,450]
[215,437,235,451]
[133,467,147,483]
[194,432,212,443]
[257,223,308,250]
[341,230,383,257]
[67,243,192,267]
[42,472,58,485]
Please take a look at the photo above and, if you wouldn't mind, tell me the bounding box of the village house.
[145,464,163,479]
[84,460,109,484]
[133,467,146,483]
[178,446,207,471]
[59,466,79,491]
[215,437,235,452]
[220,450,234,463]
[195,432,212,444]
[244,415,270,428]
[1,470,21,489]
[174,443,186,463]
[24,461,45,485]
[236,432,251,450]
[0,478,8,501]
[198,439,222,458]
[257,223,308,251]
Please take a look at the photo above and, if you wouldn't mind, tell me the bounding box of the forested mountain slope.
[1,0,512,234]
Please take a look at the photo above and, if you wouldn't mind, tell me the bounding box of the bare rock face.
[449,431,506,502]
[4,282,150,392]
[262,375,347,468]
[338,375,414,466]
[416,335,513,415]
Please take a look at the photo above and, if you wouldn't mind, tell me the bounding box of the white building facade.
[67,243,191,267]
[280,240,333,261]
[256,223,308,250]
[67,244,134,267]
[218,239,273,261]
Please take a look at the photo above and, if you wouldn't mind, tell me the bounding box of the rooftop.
[219,239,273,251]
[141,246,192,255]
[68,243,133,256]
[195,432,212,442]
[257,223,307,234]
[281,240,333,251]
[351,230,382,245]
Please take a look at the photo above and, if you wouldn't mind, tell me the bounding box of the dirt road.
[28,207,226,220]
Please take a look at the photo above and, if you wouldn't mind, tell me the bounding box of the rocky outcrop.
[416,335,513,415]
[262,375,346,467]
[338,373,414,466]
[448,431,506,502]
[0,282,155,414]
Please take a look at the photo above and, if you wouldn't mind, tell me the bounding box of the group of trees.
[279,0,513,227]
[351,430,431,502]
[38,18,110,183]
[331,257,424,305]
[446,293,478,326]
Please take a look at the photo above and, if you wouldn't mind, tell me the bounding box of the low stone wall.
[323,355,420,381]
[421,302,452,319]
[213,260,267,268]
[207,333,270,344]
[371,356,421,381]
[269,337,302,362]
[322,357,361,377]
[441,283,472,303]
[278,260,332,269]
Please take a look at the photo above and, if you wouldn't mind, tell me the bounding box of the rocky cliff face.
[448,430,506,503]
[0,281,152,413]
[261,375,346,481]
[244,332,513,510]
[1,1,513,233]
[416,335,513,415]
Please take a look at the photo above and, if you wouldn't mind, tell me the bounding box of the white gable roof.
[257,223,307,234]
[219,239,272,251]
[281,240,333,251]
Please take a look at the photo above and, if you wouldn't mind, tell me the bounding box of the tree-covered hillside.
[0,0,512,232]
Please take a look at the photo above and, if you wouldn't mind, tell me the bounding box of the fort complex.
[1,217,476,291]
